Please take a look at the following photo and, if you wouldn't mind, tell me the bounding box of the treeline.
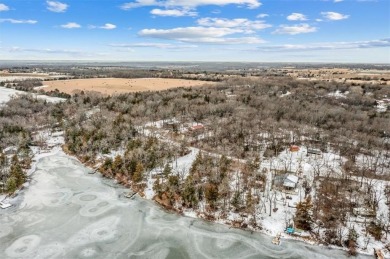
[0,95,57,150]
[60,76,390,178]
[96,137,184,192]
[0,79,71,99]
[58,75,389,249]
[153,152,262,220]
[0,95,62,194]
[0,154,27,193]
[0,79,42,91]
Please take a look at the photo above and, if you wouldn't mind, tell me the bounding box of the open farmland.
[43,78,216,95]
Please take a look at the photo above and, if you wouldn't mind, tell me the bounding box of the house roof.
[191,125,204,130]
[283,181,296,188]
[3,146,17,153]
[285,174,298,184]
[307,148,321,154]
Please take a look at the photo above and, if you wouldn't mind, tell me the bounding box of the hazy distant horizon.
[0,60,389,65]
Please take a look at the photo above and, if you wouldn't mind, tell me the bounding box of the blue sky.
[0,0,389,62]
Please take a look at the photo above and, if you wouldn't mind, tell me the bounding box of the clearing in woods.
[43,78,215,95]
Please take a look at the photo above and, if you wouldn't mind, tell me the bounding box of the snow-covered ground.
[1,118,386,257]
[0,74,69,83]
[280,91,292,97]
[328,90,349,99]
[33,85,49,90]
[2,145,367,259]
[0,76,47,82]
[144,147,200,199]
[0,131,65,206]
[0,87,65,105]
[3,112,387,257]
[376,99,389,113]
[147,122,390,255]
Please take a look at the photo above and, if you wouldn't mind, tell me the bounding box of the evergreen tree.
[168,174,179,193]
[112,155,123,173]
[231,191,241,212]
[246,190,255,215]
[126,158,137,176]
[294,196,313,231]
[347,228,358,255]
[205,182,219,209]
[6,177,17,193]
[0,151,7,168]
[182,175,198,208]
[153,176,163,198]
[219,176,231,210]
[9,155,26,187]
[189,151,203,175]
[163,163,172,177]
[218,155,230,180]
[132,162,144,183]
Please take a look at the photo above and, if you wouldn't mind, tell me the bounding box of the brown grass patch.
[43,78,216,95]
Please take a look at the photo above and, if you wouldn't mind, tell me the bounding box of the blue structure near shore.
[286,227,295,234]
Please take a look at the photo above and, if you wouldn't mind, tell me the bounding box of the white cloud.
[151,8,197,17]
[46,1,68,13]
[205,37,264,44]
[89,23,116,29]
[121,0,159,9]
[273,23,317,35]
[61,22,81,29]
[140,26,241,38]
[321,11,349,20]
[334,0,343,2]
[8,46,106,58]
[0,19,37,24]
[197,18,271,32]
[121,0,261,10]
[256,38,390,52]
[256,13,268,18]
[287,13,307,21]
[100,23,116,29]
[110,43,197,49]
[10,47,80,55]
[0,3,10,11]
[139,26,265,44]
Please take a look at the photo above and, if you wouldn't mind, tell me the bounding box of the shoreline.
[62,147,375,258]
[2,148,372,259]
[1,135,378,258]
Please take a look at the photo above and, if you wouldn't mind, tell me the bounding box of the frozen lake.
[0,152,371,258]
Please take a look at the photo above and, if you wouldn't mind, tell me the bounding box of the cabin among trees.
[273,173,299,192]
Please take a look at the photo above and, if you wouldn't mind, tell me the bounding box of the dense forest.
[1,72,389,254]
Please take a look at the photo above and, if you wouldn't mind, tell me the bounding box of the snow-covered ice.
[0,150,371,258]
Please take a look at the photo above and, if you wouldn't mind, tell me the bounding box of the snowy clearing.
[0,87,65,105]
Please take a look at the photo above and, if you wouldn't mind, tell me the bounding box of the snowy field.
[0,87,65,105]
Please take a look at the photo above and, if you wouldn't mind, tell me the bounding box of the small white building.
[283,174,299,190]
[353,208,376,217]
[3,146,17,155]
